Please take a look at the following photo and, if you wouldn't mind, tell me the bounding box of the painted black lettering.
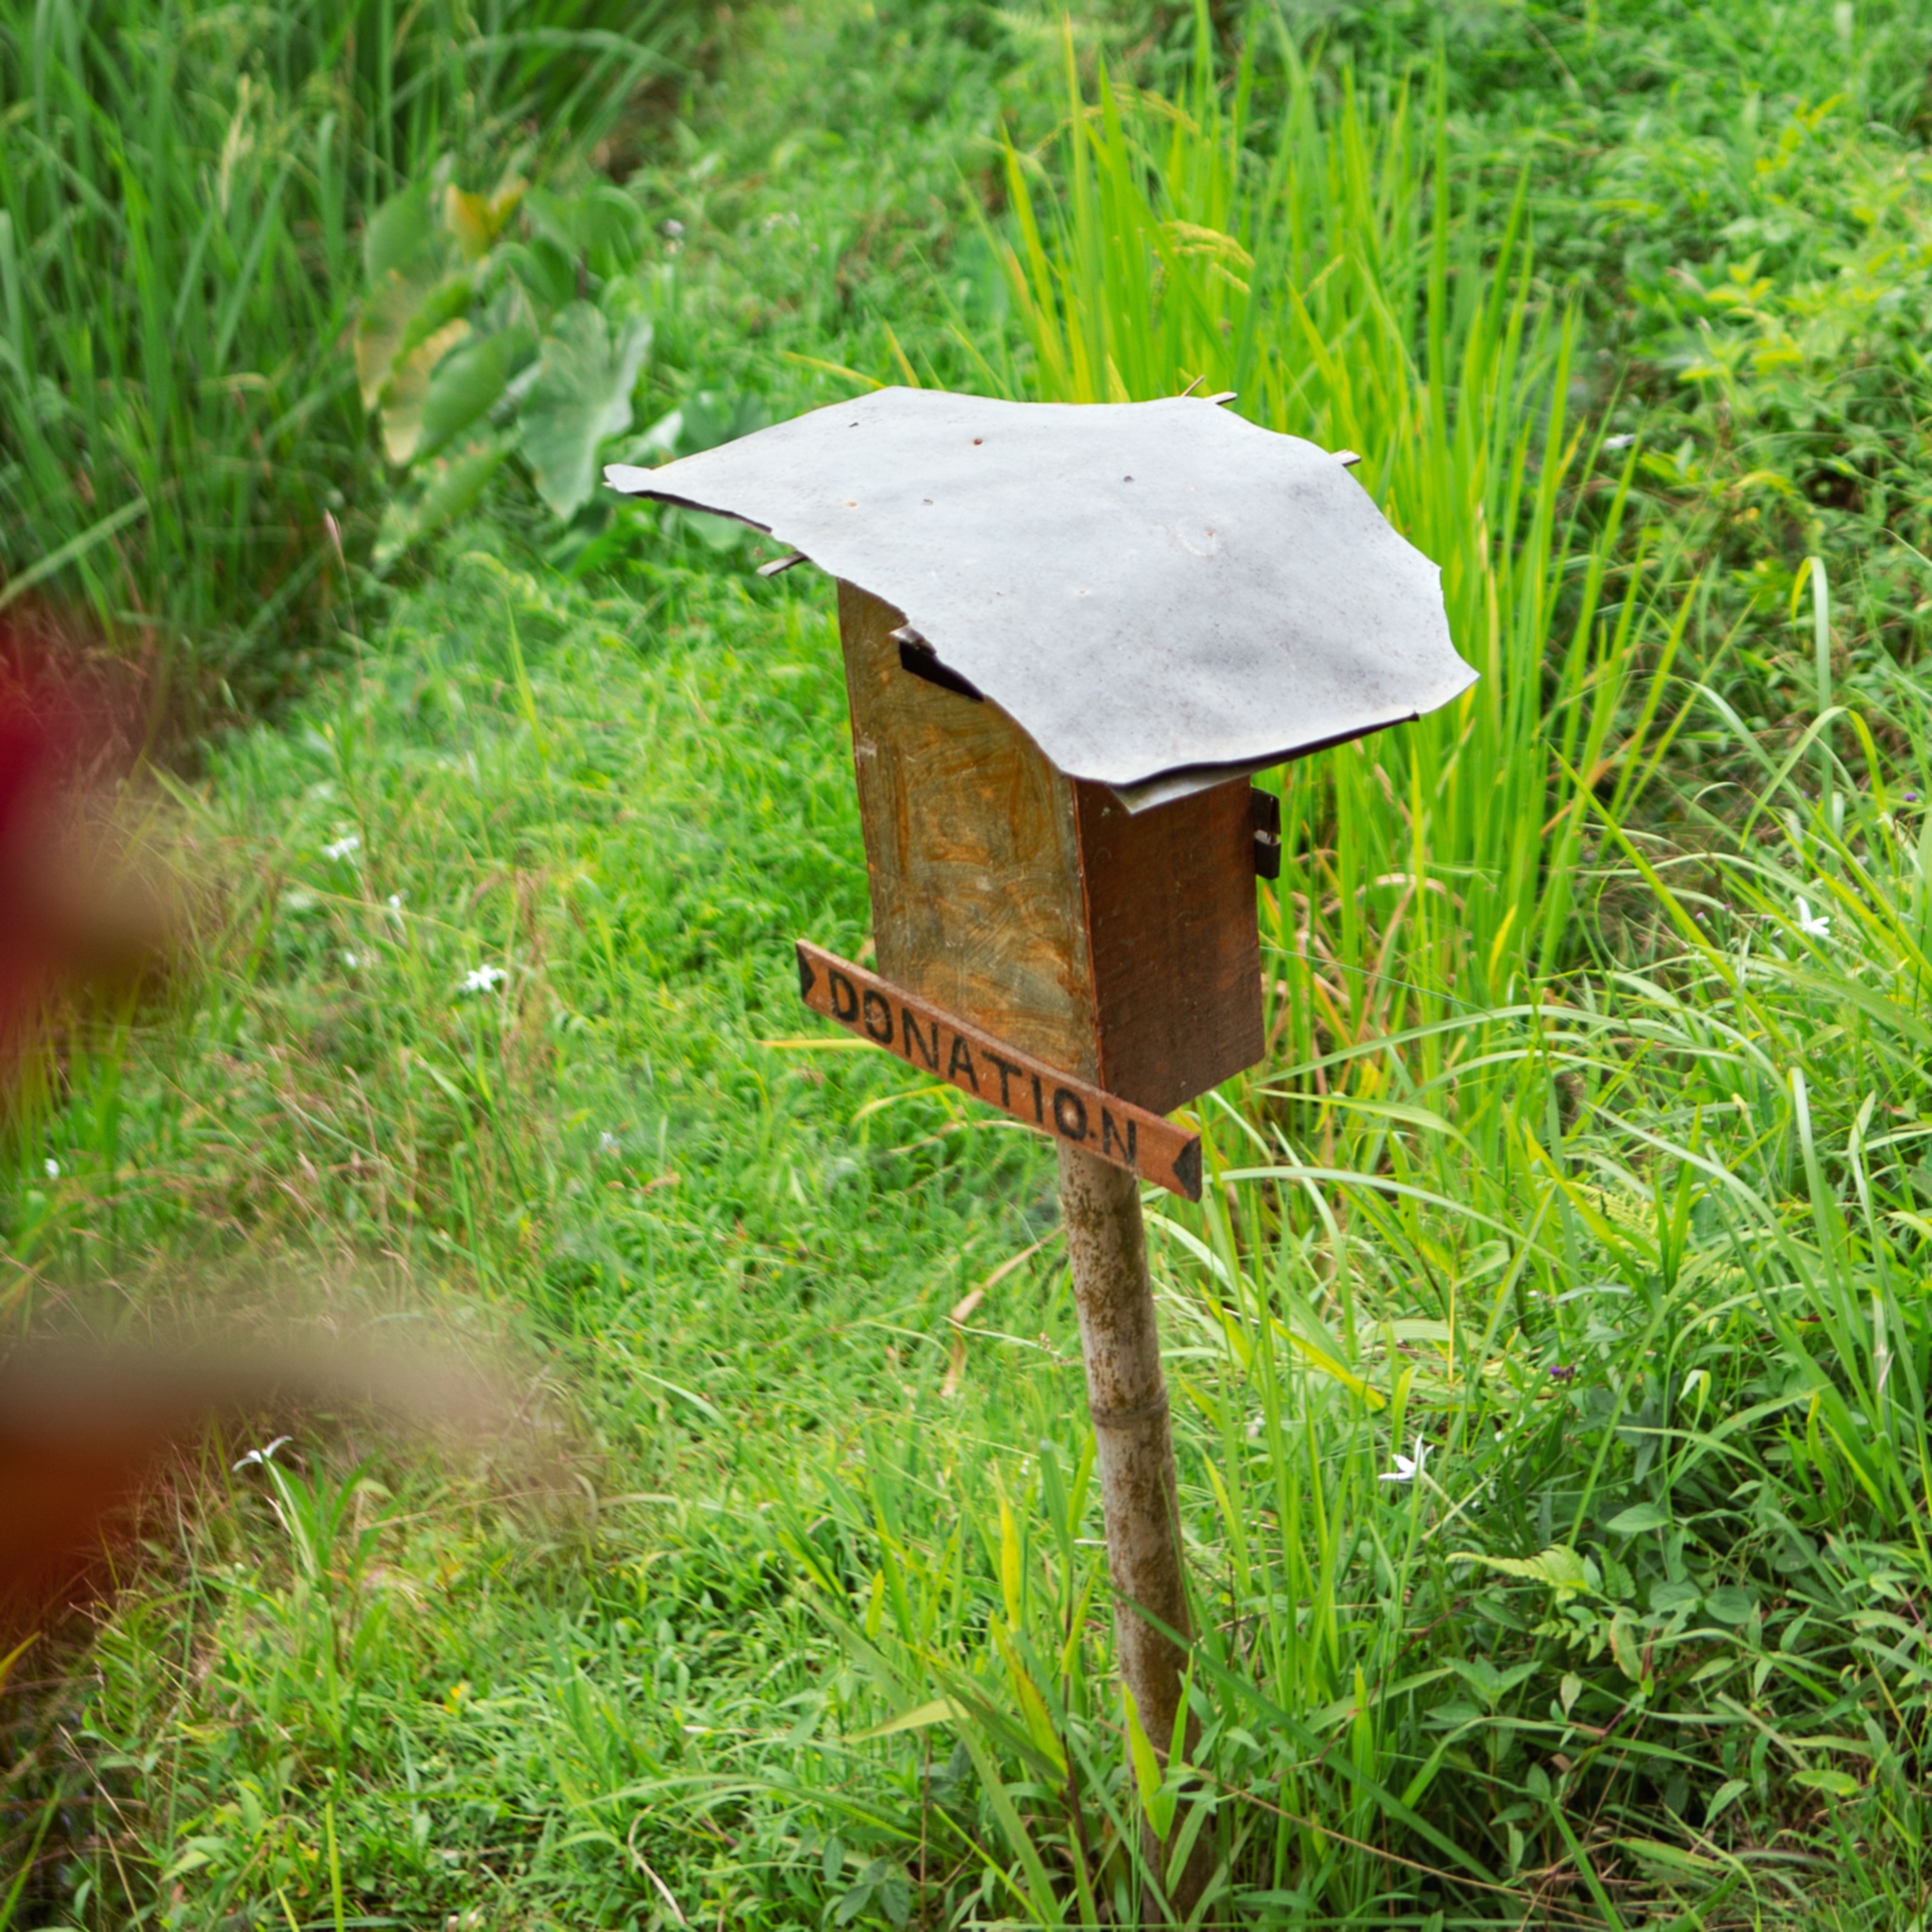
[861,987,893,1043]
[1101,1108,1138,1164]
[900,1005,939,1069]
[829,969,859,1024]
[986,1051,1021,1110]
[1052,1088,1089,1141]
[1031,1073,1043,1122]
[946,1034,979,1091]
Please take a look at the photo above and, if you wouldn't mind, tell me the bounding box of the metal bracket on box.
[1250,786,1282,880]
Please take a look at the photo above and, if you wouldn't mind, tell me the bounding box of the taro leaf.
[417,325,538,462]
[358,180,457,409]
[380,318,471,466]
[670,508,751,555]
[520,303,653,519]
[364,178,436,286]
[373,435,512,572]
[358,179,509,423]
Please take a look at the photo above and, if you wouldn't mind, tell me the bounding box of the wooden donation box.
[607,391,1470,1198]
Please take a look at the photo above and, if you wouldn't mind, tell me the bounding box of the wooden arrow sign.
[794,941,1202,1200]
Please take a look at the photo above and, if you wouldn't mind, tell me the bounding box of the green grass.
[11,0,1932,1926]
[0,0,702,717]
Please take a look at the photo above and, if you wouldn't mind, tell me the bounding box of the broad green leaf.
[1272,1316,1385,1408]
[684,508,751,553]
[1607,1501,1672,1535]
[363,178,435,286]
[618,405,683,464]
[1389,1319,1454,1342]
[998,1492,1023,1625]
[991,1620,1065,1774]
[357,182,467,409]
[679,387,771,454]
[358,261,437,409]
[417,325,536,462]
[519,303,653,518]
[1705,1585,1757,1625]
[380,317,470,465]
[373,436,511,571]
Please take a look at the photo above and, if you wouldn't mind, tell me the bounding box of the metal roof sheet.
[606,387,1473,800]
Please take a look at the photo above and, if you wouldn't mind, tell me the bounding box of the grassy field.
[10,0,1932,1926]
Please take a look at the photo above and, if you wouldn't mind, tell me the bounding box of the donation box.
[607,389,1471,1198]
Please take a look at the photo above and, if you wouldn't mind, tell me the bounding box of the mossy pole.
[1057,1141,1213,1922]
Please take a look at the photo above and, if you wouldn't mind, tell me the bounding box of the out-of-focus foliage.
[0,0,701,717]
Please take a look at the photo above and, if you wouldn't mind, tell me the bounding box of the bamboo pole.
[1057,1141,1212,1921]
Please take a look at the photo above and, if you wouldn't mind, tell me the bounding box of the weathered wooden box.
[838,580,1260,1115]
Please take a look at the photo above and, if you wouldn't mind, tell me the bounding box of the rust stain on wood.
[839,579,1098,1076]
[795,941,1202,1200]
[1074,775,1264,1114]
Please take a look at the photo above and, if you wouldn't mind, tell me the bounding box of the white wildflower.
[322,834,360,862]
[233,1436,292,1472]
[598,1131,621,1156]
[458,964,507,995]
[341,951,360,969]
[1795,895,1831,941]
[1379,1438,1430,1485]
[1603,433,1638,451]
[43,1158,59,1180]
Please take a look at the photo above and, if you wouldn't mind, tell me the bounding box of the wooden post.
[1057,1141,1212,1920]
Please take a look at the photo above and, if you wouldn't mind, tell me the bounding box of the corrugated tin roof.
[607,387,1473,803]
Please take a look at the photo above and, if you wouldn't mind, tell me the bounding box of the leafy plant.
[0,0,700,717]
[355,170,792,568]
[358,172,658,558]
